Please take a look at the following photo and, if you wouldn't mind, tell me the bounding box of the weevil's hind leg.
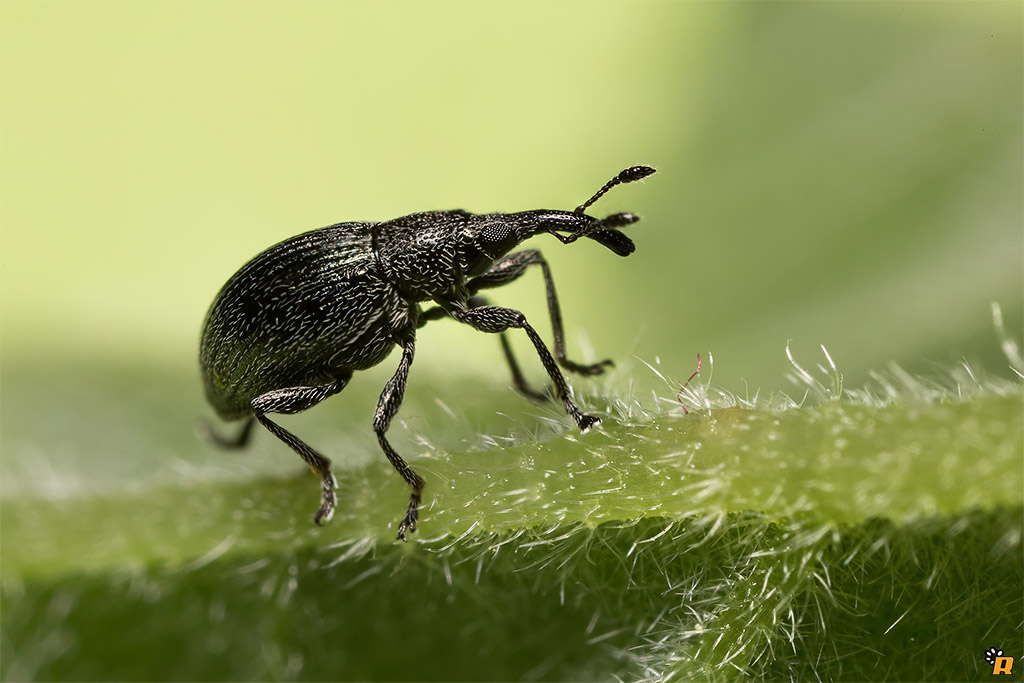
[250,373,352,525]
[467,249,613,376]
[203,417,256,449]
[373,337,425,541]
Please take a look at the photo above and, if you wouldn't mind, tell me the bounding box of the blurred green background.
[4,0,1021,377]
[2,2,1022,680]
[2,0,1021,494]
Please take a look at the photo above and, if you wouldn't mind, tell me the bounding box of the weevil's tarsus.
[397,493,422,541]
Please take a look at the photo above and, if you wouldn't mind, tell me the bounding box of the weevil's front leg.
[467,249,613,376]
[250,374,352,525]
[449,304,599,431]
[495,325,549,402]
[373,337,426,541]
[468,295,547,402]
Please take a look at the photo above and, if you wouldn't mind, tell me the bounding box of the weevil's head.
[459,165,656,277]
[523,208,642,255]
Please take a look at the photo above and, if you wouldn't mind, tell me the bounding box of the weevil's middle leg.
[373,337,425,541]
[250,373,351,525]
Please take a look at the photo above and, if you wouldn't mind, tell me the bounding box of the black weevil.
[200,165,656,540]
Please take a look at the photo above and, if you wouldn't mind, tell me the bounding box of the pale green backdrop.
[3,1,1020,390]
[2,2,1022,680]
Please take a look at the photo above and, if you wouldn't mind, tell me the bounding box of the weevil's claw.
[314,507,332,526]
[396,517,416,542]
[313,500,335,526]
[578,414,601,433]
[396,493,422,541]
[313,473,338,526]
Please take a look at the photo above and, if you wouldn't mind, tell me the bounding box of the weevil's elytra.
[200,165,656,540]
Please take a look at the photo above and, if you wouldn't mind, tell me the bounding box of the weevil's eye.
[479,222,517,258]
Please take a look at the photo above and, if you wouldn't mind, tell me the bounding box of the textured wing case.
[200,222,405,418]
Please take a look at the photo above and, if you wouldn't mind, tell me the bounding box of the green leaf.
[3,359,1020,681]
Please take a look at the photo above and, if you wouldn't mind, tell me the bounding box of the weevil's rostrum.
[200,165,656,540]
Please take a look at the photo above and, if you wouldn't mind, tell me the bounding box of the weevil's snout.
[536,214,635,257]
[554,165,654,256]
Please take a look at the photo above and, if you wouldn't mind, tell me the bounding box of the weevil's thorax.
[374,210,472,301]
[374,208,607,301]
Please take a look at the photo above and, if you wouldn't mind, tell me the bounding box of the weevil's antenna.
[574,165,656,215]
